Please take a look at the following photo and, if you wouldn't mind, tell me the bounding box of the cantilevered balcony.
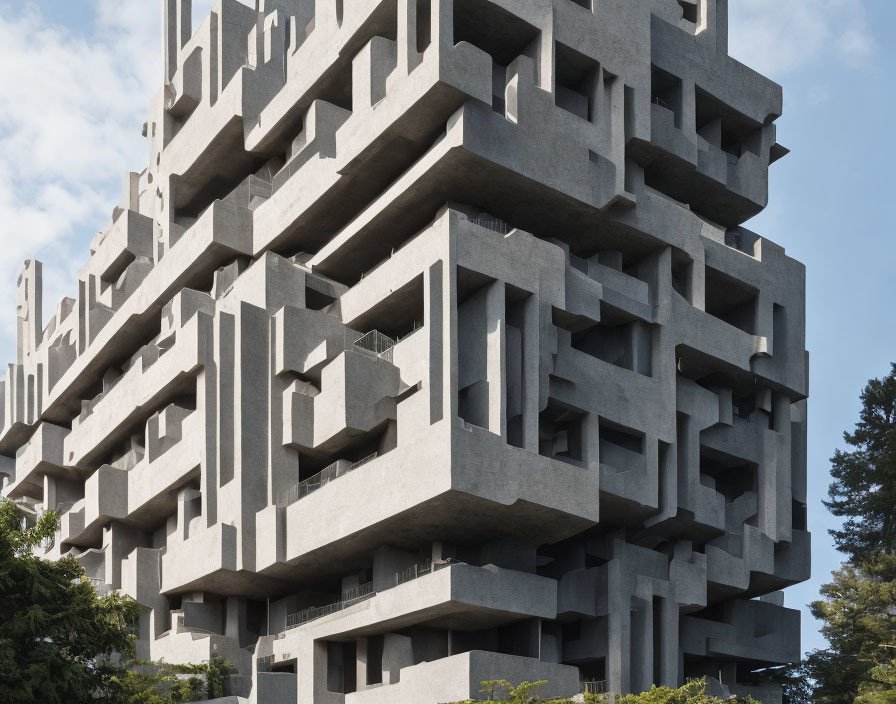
[250,422,600,586]
[5,422,70,499]
[681,599,801,666]
[63,312,210,468]
[41,199,251,428]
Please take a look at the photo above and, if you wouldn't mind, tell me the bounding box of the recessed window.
[678,0,698,23]
[555,42,599,121]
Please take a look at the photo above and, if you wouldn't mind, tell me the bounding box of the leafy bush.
[0,500,141,703]
[616,679,760,704]
[104,657,237,703]
[0,498,237,703]
[442,677,761,704]
[442,677,577,703]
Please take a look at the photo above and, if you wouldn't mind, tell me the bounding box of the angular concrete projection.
[1,0,808,702]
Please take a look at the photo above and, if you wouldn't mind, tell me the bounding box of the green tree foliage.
[478,679,551,702]
[856,656,896,704]
[614,679,759,704]
[103,657,236,703]
[826,364,896,561]
[805,554,896,704]
[0,499,141,703]
[443,677,759,704]
[804,366,896,704]
[0,497,236,703]
[767,663,814,704]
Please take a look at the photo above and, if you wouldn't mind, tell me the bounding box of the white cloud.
[836,24,874,65]
[0,0,160,366]
[728,0,874,76]
[0,0,257,368]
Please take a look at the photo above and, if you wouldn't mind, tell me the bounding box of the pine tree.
[805,365,896,704]
[826,363,896,561]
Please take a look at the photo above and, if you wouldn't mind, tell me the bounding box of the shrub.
[442,677,761,704]
[104,658,237,703]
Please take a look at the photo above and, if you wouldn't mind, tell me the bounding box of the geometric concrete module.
[1,0,809,702]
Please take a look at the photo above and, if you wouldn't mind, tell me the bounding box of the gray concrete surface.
[1,0,808,702]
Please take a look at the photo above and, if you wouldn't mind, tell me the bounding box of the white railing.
[469,213,509,235]
[353,330,395,362]
[275,453,378,507]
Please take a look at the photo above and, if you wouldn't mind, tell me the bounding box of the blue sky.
[0,0,893,657]
[728,0,896,653]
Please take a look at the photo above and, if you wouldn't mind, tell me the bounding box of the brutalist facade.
[1,0,809,702]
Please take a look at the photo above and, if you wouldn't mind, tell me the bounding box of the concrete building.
[1,0,809,702]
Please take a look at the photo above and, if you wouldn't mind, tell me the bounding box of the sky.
[0,0,893,657]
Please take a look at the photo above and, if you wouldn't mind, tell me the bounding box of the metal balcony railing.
[469,213,509,235]
[279,559,463,635]
[581,680,608,695]
[396,320,423,343]
[353,330,395,363]
[275,453,378,507]
[394,558,456,587]
[284,582,375,631]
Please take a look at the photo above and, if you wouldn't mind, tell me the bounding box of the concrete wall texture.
[0,0,809,702]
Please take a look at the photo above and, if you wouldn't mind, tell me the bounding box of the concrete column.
[312,639,331,700]
[516,291,538,453]
[355,637,369,690]
[103,522,142,590]
[581,412,601,468]
[676,415,699,513]
[199,322,219,527]
[383,633,413,684]
[164,0,192,82]
[177,487,202,540]
[432,0,453,52]
[607,76,627,195]
[714,0,729,47]
[606,560,629,694]
[16,261,42,364]
[43,474,55,510]
[426,259,446,424]
[396,0,422,76]
[533,12,550,91]
[355,36,398,109]
[691,248,706,312]
[659,595,679,687]
[629,597,651,694]
[225,596,248,645]
[681,78,697,141]
[236,302,270,573]
[485,281,506,438]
